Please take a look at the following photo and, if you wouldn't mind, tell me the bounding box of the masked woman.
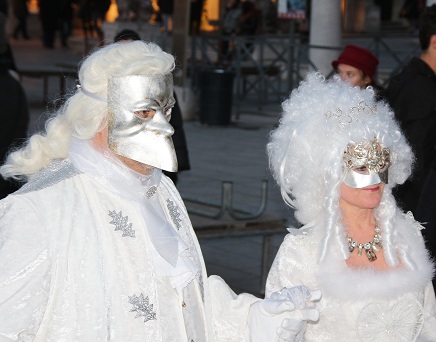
[265,73,436,341]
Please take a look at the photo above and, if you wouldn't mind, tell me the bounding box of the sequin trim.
[166,199,182,230]
[15,159,81,195]
[108,210,135,238]
[146,186,157,198]
[128,293,157,322]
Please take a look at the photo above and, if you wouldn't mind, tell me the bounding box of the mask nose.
[146,109,174,136]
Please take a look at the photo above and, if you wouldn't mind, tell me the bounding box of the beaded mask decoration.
[343,138,391,188]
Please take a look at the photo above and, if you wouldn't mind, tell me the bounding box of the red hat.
[331,45,379,83]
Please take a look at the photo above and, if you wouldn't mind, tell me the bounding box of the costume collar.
[68,138,198,289]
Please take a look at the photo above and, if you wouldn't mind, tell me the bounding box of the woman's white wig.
[0,41,175,180]
[267,72,414,265]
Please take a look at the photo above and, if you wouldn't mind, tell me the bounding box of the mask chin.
[343,169,388,189]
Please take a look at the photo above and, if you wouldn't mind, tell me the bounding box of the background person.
[189,0,204,35]
[157,0,173,35]
[266,73,436,341]
[0,4,28,199]
[218,0,242,64]
[11,0,29,40]
[331,44,384,100]
[385,4,436,288]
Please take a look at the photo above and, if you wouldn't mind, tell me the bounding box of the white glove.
[248,285,321,342]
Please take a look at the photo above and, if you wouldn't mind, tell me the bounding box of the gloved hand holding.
[247,285,321,342]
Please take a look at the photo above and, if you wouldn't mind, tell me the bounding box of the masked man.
[0,41,319,341]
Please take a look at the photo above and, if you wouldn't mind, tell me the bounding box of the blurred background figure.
[331,44,384,99]
[12,0,30,40]
[157,0,173,35]
[239,0,259,56]
[59,0,75,47]
[79,0,111,45]
[113,28,191,186]
[0,0,17,72]
[38,0,61,48]
[399,0,425,33]
[190,0,204,35]
[0,2,29,198]
[116,0,140,21]
[218,0,241,64]
[116,0,129,21]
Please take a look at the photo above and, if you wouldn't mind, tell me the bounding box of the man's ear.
[363,74,372,87]
[92,126,109,151]
[430,34,436,48]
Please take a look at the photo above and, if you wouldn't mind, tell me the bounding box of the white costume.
[0,41,309,342]
[265,73,436,341]
[0,139,257,341]
[266,214,436,341]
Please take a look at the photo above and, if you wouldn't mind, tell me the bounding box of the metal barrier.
[185,180,268,220]
[189,33,420,114]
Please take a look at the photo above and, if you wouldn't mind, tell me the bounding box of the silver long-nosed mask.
[107,74,177,172]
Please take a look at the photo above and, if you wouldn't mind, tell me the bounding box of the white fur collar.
[312,213,435,301]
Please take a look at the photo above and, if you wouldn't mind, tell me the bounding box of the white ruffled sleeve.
[266,230,316,297]
[0,196,51,341]
[208,275,260,342]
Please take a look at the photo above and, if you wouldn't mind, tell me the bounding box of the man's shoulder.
[386,57,436,108]
[389,58,434,86]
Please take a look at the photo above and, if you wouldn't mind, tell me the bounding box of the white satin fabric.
[0,144,258,341]
[266,213,436,342]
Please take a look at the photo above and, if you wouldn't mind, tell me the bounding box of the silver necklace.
[347,227,382,262]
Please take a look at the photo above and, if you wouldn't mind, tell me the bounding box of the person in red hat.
[331,44,379,89]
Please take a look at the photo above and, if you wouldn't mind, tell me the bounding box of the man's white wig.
[267,73,414,265]
[1,41,175,179]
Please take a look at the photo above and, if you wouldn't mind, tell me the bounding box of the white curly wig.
[0,41,175,180]
[267,73,414,265]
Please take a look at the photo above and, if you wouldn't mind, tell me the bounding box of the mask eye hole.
[134,109,155,119]
[352,166,369,174]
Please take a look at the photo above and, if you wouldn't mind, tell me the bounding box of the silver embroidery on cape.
[145,185,157,198]
[161,178,205,301]
[15,159,81,195]
[146,186,157,198]
[128,293,157,322]
[166,199,182,229]
[357,299,424,342]
[108,210,135,237]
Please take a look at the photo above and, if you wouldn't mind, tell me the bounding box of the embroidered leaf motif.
[146,186,157,198]
[129,293,157,322]
[167,199,182,229]
[108,210,135,238]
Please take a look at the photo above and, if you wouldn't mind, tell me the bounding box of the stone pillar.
[309,0,342,76]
